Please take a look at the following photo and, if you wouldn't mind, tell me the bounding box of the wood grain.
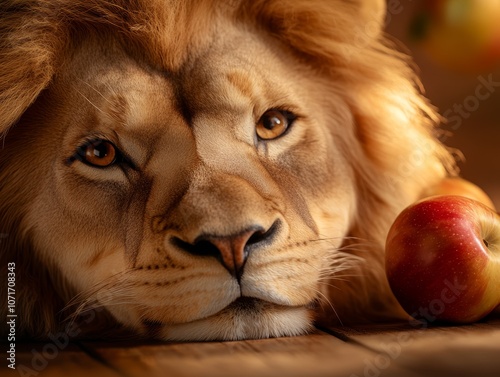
[82,330,408,377]
[4,320,500,376]
[4,343,120,377]
[326,317,500,377]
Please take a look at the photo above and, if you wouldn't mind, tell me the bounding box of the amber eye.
[73,139,119,168]
[256,109,296,140]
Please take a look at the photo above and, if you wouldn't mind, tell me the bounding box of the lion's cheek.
[115,272,239,324]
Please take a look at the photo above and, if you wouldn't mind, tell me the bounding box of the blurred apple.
[386,195,500,323]
[411,0,500,72]
[423,177,496,210]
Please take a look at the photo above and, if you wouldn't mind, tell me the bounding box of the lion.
[0,0,491,341]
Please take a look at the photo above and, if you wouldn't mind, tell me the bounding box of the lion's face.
[17,26,355,340]
[1,0,453,341]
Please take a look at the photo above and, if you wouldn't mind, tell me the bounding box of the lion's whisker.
[74,88,108,116]
[314,288,343,326]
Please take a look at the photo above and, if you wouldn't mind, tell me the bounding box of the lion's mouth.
[225,296,266,311]
[142,297,301,326]
[141,296,316,340]
[227,296,318,311]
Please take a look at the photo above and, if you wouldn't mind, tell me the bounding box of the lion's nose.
[172,221,280,279]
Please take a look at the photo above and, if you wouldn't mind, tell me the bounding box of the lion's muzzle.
[170,220,281,279]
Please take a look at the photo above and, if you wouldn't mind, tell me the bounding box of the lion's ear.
[0,2,63,136]
[354,0,386,33]
[238,0,388,68]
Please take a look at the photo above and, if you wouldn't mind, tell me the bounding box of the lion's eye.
[73,139,119,168]
[256,109,296,140]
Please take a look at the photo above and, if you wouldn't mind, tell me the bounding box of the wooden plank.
[84,330,410,377]
[8,318,499,377]
[3,342,121,377]
[326,317,500,377]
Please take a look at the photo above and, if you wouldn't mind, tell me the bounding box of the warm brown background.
[385,1,500,209]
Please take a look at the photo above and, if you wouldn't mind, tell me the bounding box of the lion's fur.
[1,0,457,340]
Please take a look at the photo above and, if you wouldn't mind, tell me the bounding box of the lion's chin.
[146,298,315,341]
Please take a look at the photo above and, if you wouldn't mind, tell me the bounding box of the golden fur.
[1,0,458,340]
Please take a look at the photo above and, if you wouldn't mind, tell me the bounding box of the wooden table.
[5,315,500,377]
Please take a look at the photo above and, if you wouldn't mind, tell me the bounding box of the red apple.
[386,195,500,324]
